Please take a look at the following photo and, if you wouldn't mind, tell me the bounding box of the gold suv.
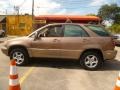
[1,23,117,70]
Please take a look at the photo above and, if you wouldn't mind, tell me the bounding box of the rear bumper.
[1,46,8,56]
[114,39,120,46]
[104,50,117,60]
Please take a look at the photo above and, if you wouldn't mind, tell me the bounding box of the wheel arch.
[8,45,29,56]
[80,48,104,61]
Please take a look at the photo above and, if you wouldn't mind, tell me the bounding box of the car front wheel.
[10,48,29,66]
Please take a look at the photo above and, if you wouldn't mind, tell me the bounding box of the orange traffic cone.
[114,72,120,90]
[9,59,21,90]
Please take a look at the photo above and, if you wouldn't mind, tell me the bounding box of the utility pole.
[32,0,34,31]
[5,9,7,15]
[14,6,20,25]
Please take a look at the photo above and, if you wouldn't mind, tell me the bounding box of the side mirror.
[34,32,38,41]
[34,32,42,41]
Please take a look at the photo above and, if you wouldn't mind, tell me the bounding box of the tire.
[80,51,103,70]
[10,48,29,66]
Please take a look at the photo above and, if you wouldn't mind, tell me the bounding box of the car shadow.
[24,58,120,71]
[102,59,120,71]
[116,45,120,47]
[28,58,82,69]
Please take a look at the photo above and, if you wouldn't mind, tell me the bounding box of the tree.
[114,14,120,24]
[98,4,120,23]
[86,13,96,16]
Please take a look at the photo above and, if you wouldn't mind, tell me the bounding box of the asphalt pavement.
[0,37,120,90]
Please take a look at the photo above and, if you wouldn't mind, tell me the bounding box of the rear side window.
[86,25,110,36]
[64,25,88,37]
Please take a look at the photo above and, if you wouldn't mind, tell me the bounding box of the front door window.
[38,25,63,37]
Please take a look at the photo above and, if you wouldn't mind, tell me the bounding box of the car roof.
[46,23,101,27]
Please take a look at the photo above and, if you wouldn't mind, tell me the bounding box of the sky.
[0,0,120,16]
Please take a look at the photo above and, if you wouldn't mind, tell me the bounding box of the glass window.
[46,25,63,37]
[86,25,110,36]
[64,25,88,37]
[29,32,36,38]
[19,23,25,30]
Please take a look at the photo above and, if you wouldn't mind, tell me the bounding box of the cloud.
[35,0,61,9]
[0,0,61,15]
[0,0,106,15]
[53,9,67,15]
[90,0,109,6]
[19,0,61,15]
[0,0,9,14]
[7,0,81,15]
[9,0,26,6]
[47,9,81,15]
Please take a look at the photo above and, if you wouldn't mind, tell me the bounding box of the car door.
[31,24,63,58]
[60,24,89,59]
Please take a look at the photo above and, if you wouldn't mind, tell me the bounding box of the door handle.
[83,39,87,40]
[83,39,88,42]
[53,39,60,42]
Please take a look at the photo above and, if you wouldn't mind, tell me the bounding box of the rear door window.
[86,25,110,36]
[64,25,89,37]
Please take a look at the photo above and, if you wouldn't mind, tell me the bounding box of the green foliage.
[86,14,97,16]
[114,14,120,24]
[98,3,120,33]
[98,4,120,22]
[108,24,120,34]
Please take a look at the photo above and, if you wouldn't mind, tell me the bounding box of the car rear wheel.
[80,51,103,70]
[10,48,29,66]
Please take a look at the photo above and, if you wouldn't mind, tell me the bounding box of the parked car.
[113,34,120,46]
[1,23,117,70]
[0,30,5,37]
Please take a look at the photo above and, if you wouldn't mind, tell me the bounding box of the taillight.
[112,38,116,47]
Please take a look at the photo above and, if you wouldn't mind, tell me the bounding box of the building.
[0,15,32,36]
[6,15,32,36]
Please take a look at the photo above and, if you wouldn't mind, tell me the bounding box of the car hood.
[7,36,29,41]
[4,36,33,48]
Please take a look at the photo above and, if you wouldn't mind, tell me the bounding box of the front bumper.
[1,46,8,56]
[104,50,117,60]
